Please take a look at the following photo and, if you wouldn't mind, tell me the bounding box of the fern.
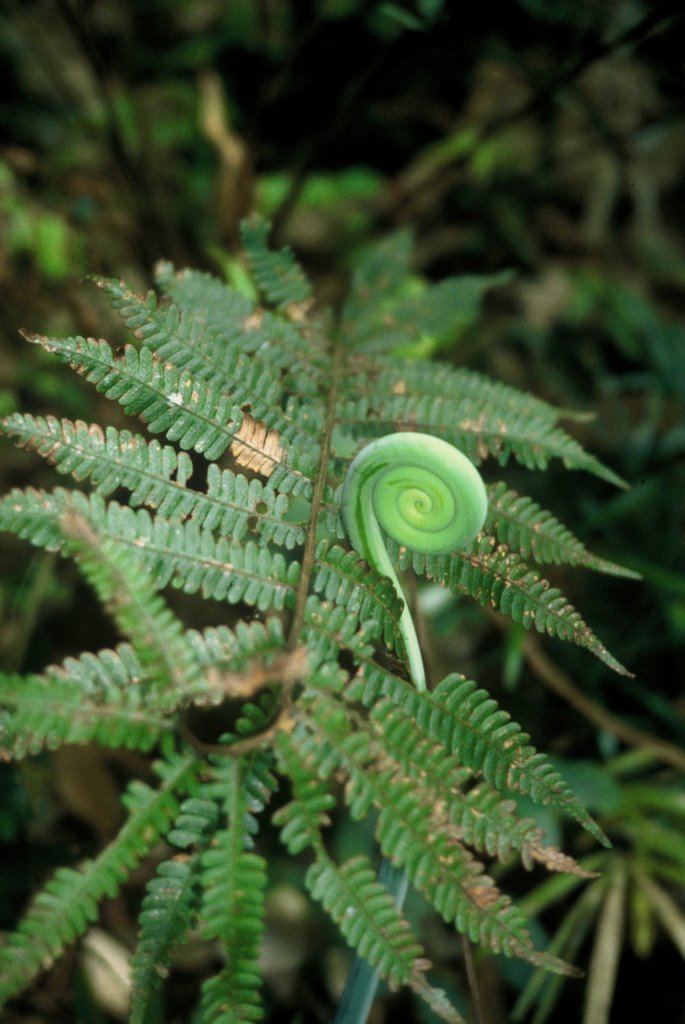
[0,648,165,757]
[0,221,636,1021]
[485,482,639,578]
[369,700,596,876]
[198,757,269,1024]
[0,487,300,609]
[0,749,200,1004]
[297,694,579,975]
[130,797,219,1024]
[240,216,313,307]
[2,415,306,547]
[389,535,631,675]
[154,262,329,392]
[275,731,463,1021]
[338,394,626,486]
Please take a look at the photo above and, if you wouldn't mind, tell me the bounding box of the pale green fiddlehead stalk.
[335,432,487,1024]
[342,431,488,690]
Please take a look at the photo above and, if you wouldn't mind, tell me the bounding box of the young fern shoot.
[341,431,488,689]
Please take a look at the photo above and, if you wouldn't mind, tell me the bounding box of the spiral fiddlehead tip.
[341,431,488,691]
[342,431,487,562]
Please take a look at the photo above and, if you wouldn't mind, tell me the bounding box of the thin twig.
[287,343,343,649]
[462,936,485,1024]
[513,628,685,773]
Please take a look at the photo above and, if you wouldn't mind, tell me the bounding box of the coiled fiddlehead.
[341,431,488,690]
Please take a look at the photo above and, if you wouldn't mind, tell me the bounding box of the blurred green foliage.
[0,1,684,1022]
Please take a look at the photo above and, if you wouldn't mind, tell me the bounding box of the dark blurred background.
[1,2,684,1022]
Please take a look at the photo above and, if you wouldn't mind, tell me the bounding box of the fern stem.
[287,343,344,649]
[462,935,485,1024]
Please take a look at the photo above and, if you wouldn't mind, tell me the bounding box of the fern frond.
[21,329,245,459]
[130,797,219,1024]
[198,757,267,1024]
[275,732,462,1019]
[486,482,639,577]
[273,732,337,855]
[373,700,595,877]
[343,273,510,354]
[303,696,577,976]
[95,274,327,450]
[3,412,190,498]
[391,535,630,675]
[346,667,609,848]
[154,263,256,335]
[240,216,312,307]
[18,329,316,491]
[311,859,411,965]
[0,645,165,758]
[186,617,287,676]
[59,507,202,700]
[343,359,569,426]
[0,752,200,1003]
[338,395,626,487]
[95,274,284,413]
[155,264,329,394]
[0,488,301,611]
[307,855,468,1024]
[1,414,307,548]
[344,227,414,307]
[130,858,198,1023]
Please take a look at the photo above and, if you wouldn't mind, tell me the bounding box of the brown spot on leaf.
[528,843,600,878]
[230,414,283,477]
[243,311,263,331]
[462,880,501,909]
[285,299,314,322]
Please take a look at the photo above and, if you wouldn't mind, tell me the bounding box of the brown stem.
[462,936,485,1024]
[513,628,685,773]
[287,343,344,650]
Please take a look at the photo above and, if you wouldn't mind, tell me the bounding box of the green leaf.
[0,645,164,758]
[0,752,200,1003]
[240,216,312,307]
[198,758,267,1024]
[20,330,243,461]
[393,535,631,675]
[347,668,610,847]
[1,414,307,548]
[486,482,639,577]
[0,488,301,612]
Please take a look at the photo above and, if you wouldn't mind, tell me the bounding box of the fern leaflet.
[240,216,312,307]
[130,797,219,1024]
[197,757,267,1024]
[0,488,301,611]
[302,695,578,975]
[346,667,609,847]
[0,751,200,1003]
[2,415,307,547]
[0,646,164,758]
[485,481,639,577]
[389,535,631,675]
